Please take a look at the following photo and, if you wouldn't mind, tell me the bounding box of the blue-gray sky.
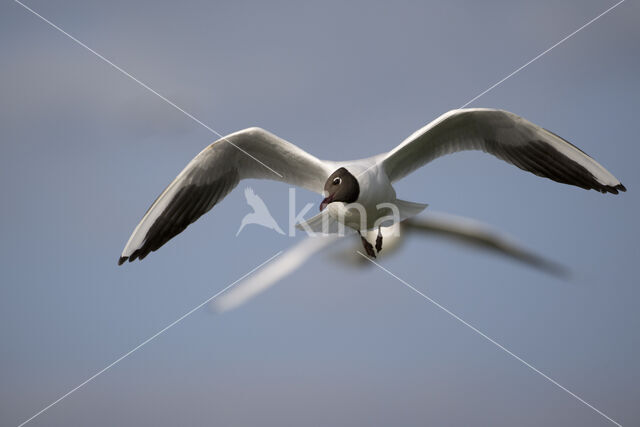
[1,0,638,426]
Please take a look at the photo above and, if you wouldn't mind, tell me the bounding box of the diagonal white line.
[459,0,625,108]
[16,251,283,427]
[13,0,283,178]
[357,251,622,427]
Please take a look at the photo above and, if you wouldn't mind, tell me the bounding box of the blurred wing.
[403,213,568,277]
[295,208,356,235]
[382,109,625,194]
[119,127,333,264]
[211,236,340,313]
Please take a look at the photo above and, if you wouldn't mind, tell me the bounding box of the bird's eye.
[333,177,341,185]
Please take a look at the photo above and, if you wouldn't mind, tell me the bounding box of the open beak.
[319,194,334,211]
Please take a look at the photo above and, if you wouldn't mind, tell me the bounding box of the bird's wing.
[403,213,568,277]
[119,127,332,264]
[381,109,625,194]
[211,235,341,313]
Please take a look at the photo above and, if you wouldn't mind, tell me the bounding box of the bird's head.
[320,167,360,211]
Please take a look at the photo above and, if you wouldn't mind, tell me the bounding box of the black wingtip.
[118,256,128,266]
[605,183,627,195]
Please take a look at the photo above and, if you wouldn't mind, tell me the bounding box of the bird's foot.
[361,236,376,258]
[375,231,383,253]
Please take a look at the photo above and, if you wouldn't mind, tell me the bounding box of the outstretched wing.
[119,127,332,264]
[403,213,568,277]
[211,236,341,313]
[382,109,626,194]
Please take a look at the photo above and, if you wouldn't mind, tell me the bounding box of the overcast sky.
[1,1,639,426]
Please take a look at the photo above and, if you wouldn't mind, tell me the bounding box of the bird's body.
[118,108,626,264]
[338,163,392,231]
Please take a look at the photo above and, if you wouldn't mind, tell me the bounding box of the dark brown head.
[320,167,360,211]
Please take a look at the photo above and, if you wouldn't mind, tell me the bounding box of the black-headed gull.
[119,108,625,264]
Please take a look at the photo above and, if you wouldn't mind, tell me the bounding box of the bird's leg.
[359,231,376,258]
[375,226,383,253]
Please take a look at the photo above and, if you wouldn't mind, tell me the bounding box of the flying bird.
[118,108,625,264]
[236,187,285,236]
[212,212,568,313]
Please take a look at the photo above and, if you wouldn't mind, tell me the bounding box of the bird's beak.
[320,194,334,211]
